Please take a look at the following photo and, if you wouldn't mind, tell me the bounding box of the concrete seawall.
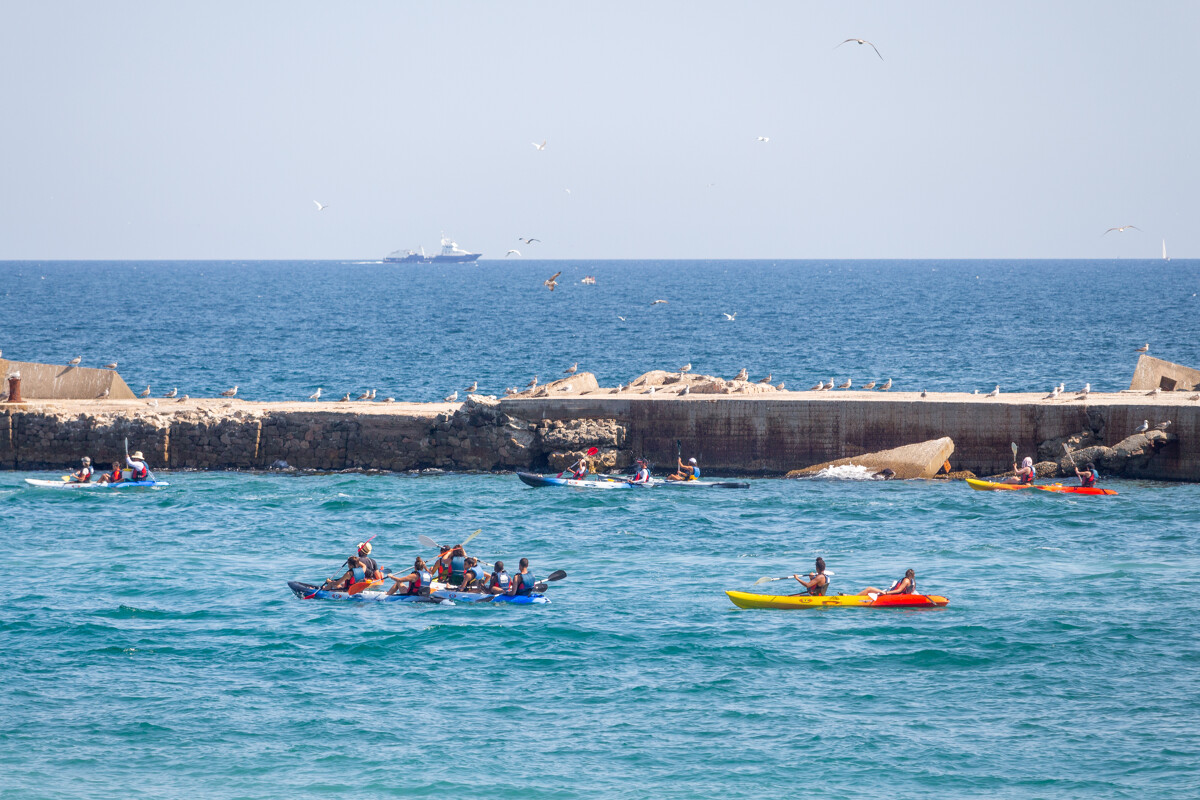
[2,392,1196,481]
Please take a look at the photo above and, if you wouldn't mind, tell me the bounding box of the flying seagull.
[532,140,546,151]
[1103,225,1140,235]
[519,237,541,244]
[1134,419,1149,434]
[313,200,328,211]
[651,299,668,305]
[1135,343,1149,353]
[617,316,625,321]
[544,271,561,291]
[138,386,151,398]
[723,312,737,321]
[220,386,238,397]
[309,388,322,401]
[756,136,770,143]
[506,249,521,257]
[837,38,884,60]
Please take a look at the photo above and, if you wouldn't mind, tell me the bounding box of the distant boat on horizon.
[384,235,482,264]
[1163,239,1170,261]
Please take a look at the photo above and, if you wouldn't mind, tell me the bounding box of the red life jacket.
[130,463,148,480]
[408,568,432,595]
[75,466,93,482]
[108,468,122,482]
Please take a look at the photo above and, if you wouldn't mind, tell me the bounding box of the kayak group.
[567,454,699,484]
[65,452,156,484]
[726,557,949,609]
[319,541,542,599]
[1004,455,1099,488]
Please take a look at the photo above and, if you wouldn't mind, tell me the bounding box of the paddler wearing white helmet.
[669,456,700,481]
[125,450,155,482]
[1003,455,1036,486]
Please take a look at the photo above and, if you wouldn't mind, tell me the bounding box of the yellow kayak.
[726,590,949,609]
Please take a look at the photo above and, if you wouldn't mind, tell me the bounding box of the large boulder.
[787,437,955,480]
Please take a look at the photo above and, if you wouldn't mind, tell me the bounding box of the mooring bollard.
[6,372,22,403]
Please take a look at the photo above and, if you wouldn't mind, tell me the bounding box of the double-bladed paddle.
[1062,442,1077,467]
[753,570,836,585]
[305,533,381,599]
[558,446,600,479]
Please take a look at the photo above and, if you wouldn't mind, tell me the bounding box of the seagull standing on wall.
[444,391,458,403]
[734,368,748,381]
[163,388,177,398]
[465,381,477,393]
[1135,343,1149,353]
[1134,420,1149,434]
[838,379,852,389]
[104,362,118,370]
[221,386,238,397]
[309,388,322,401]
[879,379,892,391]
[138,386,151,398]
[69,356,82,367]
[986,385,999,397]
[564,363,578,375]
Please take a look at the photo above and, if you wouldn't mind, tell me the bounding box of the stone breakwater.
[1,391,1196,481]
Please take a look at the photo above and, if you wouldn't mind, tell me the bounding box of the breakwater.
[1,392,1195,481]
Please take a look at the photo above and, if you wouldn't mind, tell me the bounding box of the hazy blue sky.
[1,1,1195,260]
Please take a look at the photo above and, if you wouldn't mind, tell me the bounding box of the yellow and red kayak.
[725,590,949,609]
[966,478,1116,496]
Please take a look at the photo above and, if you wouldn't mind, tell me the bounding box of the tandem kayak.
[725,590,948,609]
[517,472,748,489]
[287,581,549,604]
[966,478,1116,496]
[24,478,170,489]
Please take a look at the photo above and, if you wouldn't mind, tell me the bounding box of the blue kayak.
[24,478,170,489]
[287,581,549,604]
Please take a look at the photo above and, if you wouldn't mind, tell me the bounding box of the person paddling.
[322,555,371,592]
[793,557,830,596]
[126,450,155,482]
[1075,462,1099,488]
[858,568,917,597]
[508,557,537,596]
[570,456,591,480]
[627,458,651,485]
[669,456,700,481]
[486,561,511,594]
[1003,456,1036,485]
[431,544,468,585]
[354,541,383,581]
[385,557,433,596]
[456,557,487,592]
[97,460,124,484]
[69,456,94,483]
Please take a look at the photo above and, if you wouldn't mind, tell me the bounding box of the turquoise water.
[3,472,1199,798]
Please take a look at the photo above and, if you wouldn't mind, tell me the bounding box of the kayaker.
[627,458,651,485]
[570,456,591,480]
[431,544,468,585]
[486,561,511,594]
[1075,462,1099,488]
[669,456,700,481]
[355,541,383,581]
[385,557,433,596]
[69,456,94,483]
[858,568,917,596]
[97,460,124,484]
[126,451,155,482]
[508,557,537,596]
[1003,456,1036,485]
[322,555,371,592]
[793,557,830,596]
[456,557,488,592]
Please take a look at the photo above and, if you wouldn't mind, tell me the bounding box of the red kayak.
[967,478,1117,496]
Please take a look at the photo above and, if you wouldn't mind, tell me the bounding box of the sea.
[1,259,1199,799]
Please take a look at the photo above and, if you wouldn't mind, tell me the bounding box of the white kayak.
[517,472,748,489]
[24,478,170,489]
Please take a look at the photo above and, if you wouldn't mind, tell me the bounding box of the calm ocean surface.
[2,260,1199,798]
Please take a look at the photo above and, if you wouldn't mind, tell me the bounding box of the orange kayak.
[967,478,1117,496]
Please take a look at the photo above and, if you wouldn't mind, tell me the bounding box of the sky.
[0,1,1196,260]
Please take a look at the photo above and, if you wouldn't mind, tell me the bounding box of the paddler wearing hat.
[627,458,651,484]
[125,451,155,482]
[322,541,383,591]
[69,456,94,483]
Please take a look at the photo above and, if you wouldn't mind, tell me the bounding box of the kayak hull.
[726,590,948,609]
[966,478,1116,495]
[24,478,170,489]
[517,473,748,489]
[287,581,549,604]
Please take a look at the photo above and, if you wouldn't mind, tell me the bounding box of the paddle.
[1062,442,1077,468]
[558,446,599,479]
[753,570,836,585]
[418,528,482,554]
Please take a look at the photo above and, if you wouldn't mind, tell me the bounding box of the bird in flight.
[544,271,562,291]
[723,312,737,321]
[1104,225,1140,235]
[1135,343,1149,353]
[313,201,328,211]
[506,250,521,257]
[519,237,541,244]
[220,386,238,397]
[837,38,883,60]
[532,140,547,151]
[651,299,668,305]
[616,316,625,321]
[756,136,770,143]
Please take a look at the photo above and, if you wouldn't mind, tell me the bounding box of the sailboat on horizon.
[1163,239,1170,261]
